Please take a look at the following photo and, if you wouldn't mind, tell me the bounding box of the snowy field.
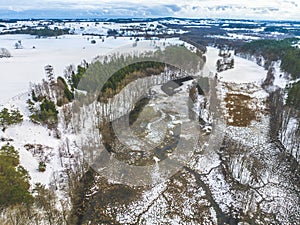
[205,47,267,83]
[0,34,129,103]
[0,34,183,103]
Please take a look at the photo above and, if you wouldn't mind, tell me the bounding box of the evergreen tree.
[0,108,23,131]
[0,145,33,208]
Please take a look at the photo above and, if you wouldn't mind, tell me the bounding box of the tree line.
[2,27,70,37]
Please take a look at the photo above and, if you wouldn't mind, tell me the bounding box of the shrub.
[0,108,23,131]
[30,99,58,128]
[38,162,46,172]
[39,99,58,126]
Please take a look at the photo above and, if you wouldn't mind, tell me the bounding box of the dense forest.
[77,45,203,94]
[64,60,165,103]
[99,61,165,101]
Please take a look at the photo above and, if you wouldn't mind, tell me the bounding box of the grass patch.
[225,93,256,127]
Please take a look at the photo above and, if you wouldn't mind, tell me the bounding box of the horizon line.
[1,17,300,23]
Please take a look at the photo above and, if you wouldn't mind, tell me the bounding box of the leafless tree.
[0,48,11,58]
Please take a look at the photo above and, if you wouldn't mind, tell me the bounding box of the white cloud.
[0,0,299,20]
[171,0,300,20]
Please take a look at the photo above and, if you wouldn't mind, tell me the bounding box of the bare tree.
[45,65,55,87]
[64,64,76,85]
[0,48,11,58]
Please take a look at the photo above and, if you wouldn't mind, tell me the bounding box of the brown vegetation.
[224,93,256,127]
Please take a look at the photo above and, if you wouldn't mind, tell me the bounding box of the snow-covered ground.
[0,34,183,103]
[205,47,267,84]
[0,35,185,188]
[0,34,128,103]
[0,20,186,37]
[0,29,299,223]
[0,94,61,187]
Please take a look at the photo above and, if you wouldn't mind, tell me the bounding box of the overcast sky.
[0,0,300,20]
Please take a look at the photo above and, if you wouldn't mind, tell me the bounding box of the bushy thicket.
[39,99,58,124]
[30,99,58,128]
